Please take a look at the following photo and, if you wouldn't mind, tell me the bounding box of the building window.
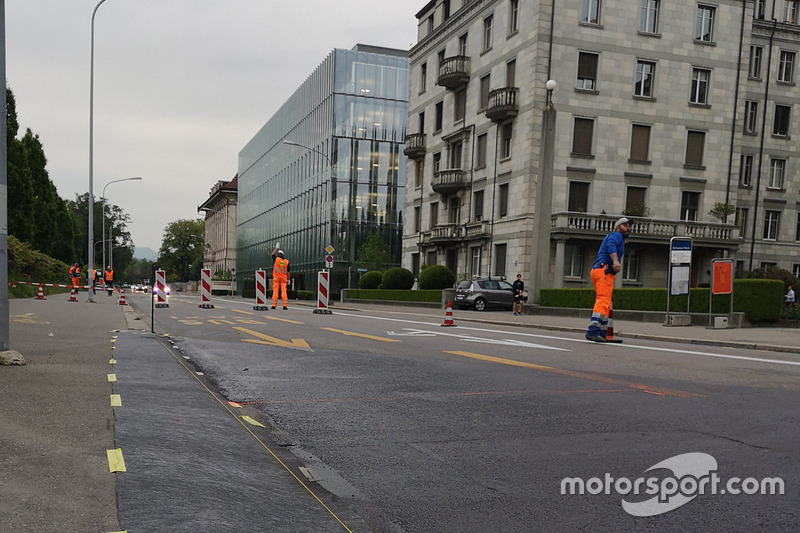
[480,74,491,110]
[412,253,420,278]
[419,111,426,134]
[506,59,516,85]
[768,158,786,190]
[764,210,781,240]
[577,52,599,90]
[509,0,520,33]
[435,101,443,132]
[572,117,594,156]
[793,263,800,277]
[414,206,421,232]
[568,181,590,212]
[635,60,656,97]
[454,88,467,122]
[495,243,507,277]
[755,0,766,19]
[625,186,648,217]
[470,246,482,276]
[474,190,484,221]
[640,0,659,33]
[415,159,424,188]
[773,105,791,137]
[420,63,427,93]
[483,15,494,51]
[680,191,700,222]
[685,130,705,167]
[690,68,710,105]
[427,15,434,34]
[630,123,651,162]
[426,250,437,266]
[430,201,439,228]
[695,5,715,42]
[744,100,758,134]
[736,207,749,237]
[449,197,460,223]
[498,183,509,217]
[500,122,513,159]
[778,51,796,83]
[796,213,800,241]
[581,0,600,24]
[749,46,763,79]
[622,249,640,282]
[564,244,584,278]
[449,141,463,169]
[784,0,799,24]
[459,33,468,56]
[433,152,441,173]
[476,133,488,168]
[739,154,753,187]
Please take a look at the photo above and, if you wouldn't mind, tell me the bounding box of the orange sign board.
[712,261,733,295]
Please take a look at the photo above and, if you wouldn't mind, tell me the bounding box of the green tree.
[355,233,390,272]
[158,219,204,282]
[7,88,35,242]
[67,193,135,270]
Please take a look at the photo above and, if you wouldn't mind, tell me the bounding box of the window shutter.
[578,53,598,79]
[630,125,650,161]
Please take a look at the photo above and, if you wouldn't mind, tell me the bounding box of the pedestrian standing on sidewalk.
[271,243,290,310]
[512,274,525,316]
[585,217,632,342]
[786,285,795,306]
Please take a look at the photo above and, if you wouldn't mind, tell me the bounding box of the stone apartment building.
[198,176,238,275]
[402,0,800,298]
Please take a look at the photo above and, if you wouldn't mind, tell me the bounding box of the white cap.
[277,249,284,256]
[614,217,631,229]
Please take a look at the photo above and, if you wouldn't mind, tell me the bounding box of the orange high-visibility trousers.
[272,279,288,308]
[587,267,615,337]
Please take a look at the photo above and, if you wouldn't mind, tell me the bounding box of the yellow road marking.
[242,416,266,428]
[107,374,117,382]
[110,394,122,407]
[232,309,254,315]
[234,327,311,350]
[106,448,126,473]
[266,316,304,325]
[443,351,705,398]
[109,358,116,365]
[237,318,266,325]
[321,327,400,343]
[12,313,48,324]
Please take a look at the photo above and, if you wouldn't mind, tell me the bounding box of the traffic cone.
[606,303,623,343]
[68,287,78,302]
[118,289,126,306]
[36,284,46,300]
[441,301,456,327]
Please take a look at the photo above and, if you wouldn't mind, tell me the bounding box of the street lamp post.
[88,0,109,302]
[532,79,557,304]
[102,176,142,272]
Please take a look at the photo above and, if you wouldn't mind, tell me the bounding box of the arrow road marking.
[233,326,311,351]
[321,327,401,343]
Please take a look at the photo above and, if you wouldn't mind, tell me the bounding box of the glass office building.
[238,45,409,293]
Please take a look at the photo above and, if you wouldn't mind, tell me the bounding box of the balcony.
[404,133,427,160]
[550,212,741,246]
[432,169,468,196]
[429,221,490,245]
[437,56,470,90]
[485,87,519,123]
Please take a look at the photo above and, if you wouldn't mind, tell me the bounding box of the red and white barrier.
[253,269,269,311]
[313,270,332,314]
[199,268,214,309]
[155,269,169,308]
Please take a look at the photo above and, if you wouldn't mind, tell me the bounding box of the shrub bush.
[348,289,442,303]
[382,267,414,290]
[419,264,455,290]
[359,270,383,289]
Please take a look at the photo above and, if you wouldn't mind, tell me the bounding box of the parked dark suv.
[454,278,522,311]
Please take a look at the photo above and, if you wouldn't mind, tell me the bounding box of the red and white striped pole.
[253,269,269,310]
[199,268,214,309]
[155,269,169,308]
[313,270,332,314]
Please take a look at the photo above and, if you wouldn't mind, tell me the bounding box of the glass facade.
[238,47,408,293]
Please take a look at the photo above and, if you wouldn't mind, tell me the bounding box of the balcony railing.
[429,220,490,244]
[550,212,741,242]
[432,169,468,196]
[437,56,470,89]
[485,87,519,122]
[404,133,426,160]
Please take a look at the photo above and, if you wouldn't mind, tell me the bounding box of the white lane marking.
[387,327,569,351]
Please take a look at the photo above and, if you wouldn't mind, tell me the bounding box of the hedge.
[540,279,783,322]
[419,265,455,289]
[347,289,442,303]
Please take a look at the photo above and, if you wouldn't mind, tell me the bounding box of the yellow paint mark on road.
[234,327,311,350]
[12,313,48,324]
[232,309,254,315]
[107,448,126,473]
[109,358,116,365]
[266,316,304,325]
[107,374,117,382]
[237,318,266,325]
[321,327,400,343]
[209,320,223,325]
[242,416,266,428]
[177,320,204,325]
[110,394,122,407]
[110,339,116,343]
[443,351,706,398]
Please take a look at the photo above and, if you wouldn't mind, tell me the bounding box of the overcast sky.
[6,1,418,254]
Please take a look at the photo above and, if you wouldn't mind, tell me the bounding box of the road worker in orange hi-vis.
[69,263,81,291]
[104,266,114,296]
[271,243,290,310]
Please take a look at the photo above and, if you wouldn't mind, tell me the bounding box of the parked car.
[454,278,524,311]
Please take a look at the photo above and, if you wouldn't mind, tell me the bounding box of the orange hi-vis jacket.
[104,269,114,283]
[69,265,80,280]
[273,257,289,282]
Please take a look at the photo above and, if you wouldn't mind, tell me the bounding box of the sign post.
[709,258,734,328]
[666,237,692,326]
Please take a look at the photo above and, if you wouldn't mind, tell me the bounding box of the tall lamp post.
[533,79,557,304]
[88,0,109,302]
[102,176,141,272]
